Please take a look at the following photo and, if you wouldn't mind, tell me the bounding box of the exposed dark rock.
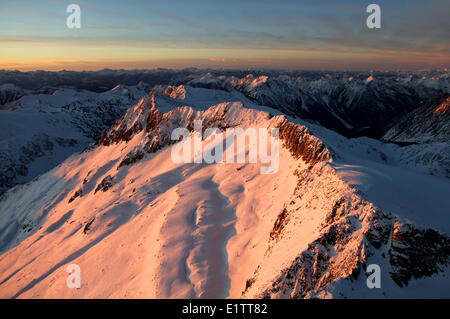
[365,211,394,250]
[68,188,82,203]
[94,176,113,194]
[83,217,95,234]
[118,148,145,168]
[389,221,450,287]
[277,118,332,165]
[269,208,288,242]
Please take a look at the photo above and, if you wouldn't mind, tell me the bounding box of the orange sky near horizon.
[1,0,449,71]
[2,44,448,71]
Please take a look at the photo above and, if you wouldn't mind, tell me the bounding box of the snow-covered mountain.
[2,69,449,137]
[0,85,149,195]
[183,72,450,136]
[0,86,448,298]
[383,93,450,144]
[381,93,450,178]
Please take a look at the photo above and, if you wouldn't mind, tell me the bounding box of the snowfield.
[0,84,448,298]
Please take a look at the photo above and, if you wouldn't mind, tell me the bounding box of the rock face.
[94,176,113,194]
[389,221,450,287]
[277,118,331,165]
[150,85,186,100]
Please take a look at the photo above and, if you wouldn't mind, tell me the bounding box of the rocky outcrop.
[94,176,113,194]
[118,148,145,168]
[389,221,450,287]
[150,85,186,99]
[68,188,82,203]
[83,217,95,234]
[276,118,332,166]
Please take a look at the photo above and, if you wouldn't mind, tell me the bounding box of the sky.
[0,0,449,71]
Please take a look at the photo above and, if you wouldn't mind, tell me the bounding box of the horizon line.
[1,67,449,73]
